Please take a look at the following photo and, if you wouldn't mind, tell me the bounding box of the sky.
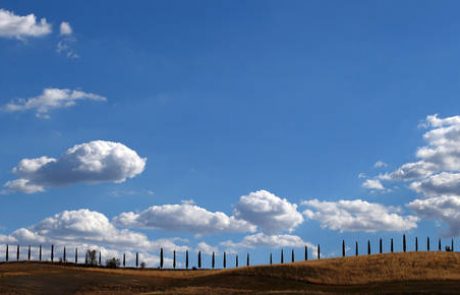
[1,0,460,267]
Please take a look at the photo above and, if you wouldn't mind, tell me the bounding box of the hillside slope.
[1,252,460,294]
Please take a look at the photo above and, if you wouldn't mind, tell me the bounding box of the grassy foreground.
[1,252,460,294]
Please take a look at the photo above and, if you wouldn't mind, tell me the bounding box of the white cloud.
[0,9,51,39]
[59,21,72,36]
[3,88,105,118]
[0,209,188,266]
[302,199,418,232]
[221,233,313,250]
[408,196,460,236]
[233,190,304,234]
[114,202,256,235]
[196,242,218,255]
[3,140,146,194]
[374,161,388,168]
[362,179,385,191]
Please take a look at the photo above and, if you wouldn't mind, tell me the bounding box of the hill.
[1,252,460,294]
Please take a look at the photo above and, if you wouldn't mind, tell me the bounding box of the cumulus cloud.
[0,209,188,266]
[3,88,105,118]
[59,21,72,36]
[408,196,460,236]
[302,199,418,232]
[233,190,304,234]
[0,9,51,39]
[362,179,385,191]
[196,242,218,255]
[3,140,146,194]
[372,114,460,234]
[221,233,313,250]
[114,202,256,235]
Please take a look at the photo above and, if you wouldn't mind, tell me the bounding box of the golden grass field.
[1,252,460,294]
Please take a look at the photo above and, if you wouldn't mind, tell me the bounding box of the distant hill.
[1,252,460,294]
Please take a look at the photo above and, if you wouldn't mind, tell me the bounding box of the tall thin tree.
[16,245,19,261]
[452,238,454,252]
[281,248,284,264]
[427,237,430,251]
[403,234,407,253]
[317,244,321,259]
[367,240,371,255]
[39,245,42,262]
[160,248,164,269]
[212,251,215,269]
[197,251,201,269]
[291,249,295,263]
[173,250,176,269]
[390,238,394,253]
[136,252,139,268]
[51,244,54,262]
[415,237,419,252]
[236,254,239,268]
[304,245,308,261]
[342,240,346,257]
[5,244,8,262]
[63,247,67,263]
[246,253,250,266]
[379,238,383,254]
[355,241,358,256]
[123,253,126,267]
[270,252,273,265]
[185,250,189,270]
[438,239,442,251]
[75,248,78,264]
[28,245,31,261]
[223,251,227,269]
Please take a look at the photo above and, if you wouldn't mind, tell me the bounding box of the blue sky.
[1,0,460,267]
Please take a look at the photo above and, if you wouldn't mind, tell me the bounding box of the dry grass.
[1,252,460,294]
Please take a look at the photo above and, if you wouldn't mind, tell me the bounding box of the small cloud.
[0,9,51,39]
[358,173,367,179]
[3,88,105,118]
[362,179,385,191]
[374,161,388,168]
[59,21,72,36]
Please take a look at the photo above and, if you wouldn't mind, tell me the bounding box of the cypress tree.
[355,241,358,256]
[403,234,407,253]
[75,248,78,264]
[99,251,102,266]
[280,248,284,264]
[212,251,215,269]
[317,244,320,259]
[28,245,31,261]
[304,245,308,261]
[438,239,442,251]
[367,240,371,255]
[136,252,139,267]
[427,237,430,251]
[6,244,8,262]
[123,253,126,267]
[379,238,383,254]
[452,238,454,252]
[16,245,19,261]
[185,250,189,269]
[291,249,295,263]
[197,251,201,269]
[173,250,176,269]
[160,248,164,269]
[269,252,273,265]
[390,238,394,253]
[236,254,239,268]
[342,240,345,257]
[51,244,54,262]
[415,237,419,252]
[63,247,66,263]
[246,253,250,266]
[39,245,42,261]
[223,251,227,269]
